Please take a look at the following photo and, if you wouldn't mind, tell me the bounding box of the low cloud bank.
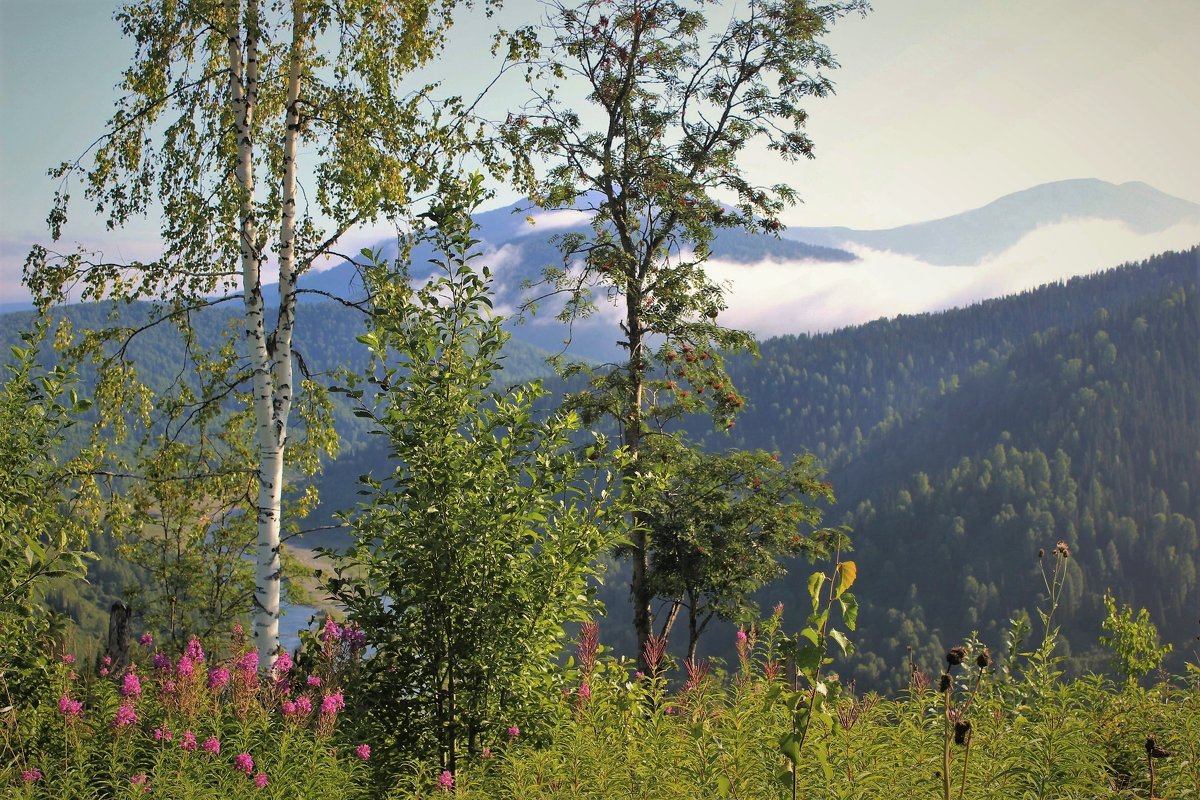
[709,219,1200,337]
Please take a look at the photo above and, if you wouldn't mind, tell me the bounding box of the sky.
[2,0,1199,322]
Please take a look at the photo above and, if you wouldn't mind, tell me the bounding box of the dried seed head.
[1146,736,1171,759]
[1055,540,1070,559]
[939,673,952,693]
[953,719,972,745]
[946,646,969,667]
[976,649,992,668]
[1038,548,1045,559]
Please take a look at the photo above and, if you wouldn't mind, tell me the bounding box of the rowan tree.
[510,0,864,655]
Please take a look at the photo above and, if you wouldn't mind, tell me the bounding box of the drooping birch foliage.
[25,0,509,663]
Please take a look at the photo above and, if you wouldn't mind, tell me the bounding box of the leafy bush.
[326,176,624,777]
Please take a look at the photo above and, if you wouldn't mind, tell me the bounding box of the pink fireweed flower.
[58,694,83,718]
[21,768,42,782]
[177,655,195,678]
[202,737,221,755]
[184,637,205,662]
[295,695,312,714]
[159,678,177,697]
[735,629,748,643]
[345,627,367,648]
[234,752,254,774]
[61,654,75,664]
[507,725,520,739]
[320,691,345,716]
[320,619,343,642]
[481,746,493,759]
[355,744,371,761]
[272,650,293,675]
[254,772,269,788]
[99,668,109,677]
[180,730,197,751]
[153,725,172,742]
[130,774,148,786]
[121,671,143,698]
[577,682,592,701]
[152,652,171,672]
[102,655,112,667]
[208,666,231,691]
[113,703,138,728]
[237,650,259,674]
[306,675,322,688]
[438,770,454,791]
[139,633,153,647]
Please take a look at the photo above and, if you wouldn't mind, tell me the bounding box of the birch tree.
[25,0,513,664]
[510,0,865,657]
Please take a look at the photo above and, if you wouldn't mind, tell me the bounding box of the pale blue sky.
[2,0,1199,304]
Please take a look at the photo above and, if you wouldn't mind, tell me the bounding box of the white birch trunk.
[229,0,283,663]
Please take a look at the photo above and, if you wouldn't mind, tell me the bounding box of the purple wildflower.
[320,619,343,643]
[578,682,592,700]
[208,666,231,692]
[153,725,172,742]
[180,731,197,751]
[438,770,454,791]
[121,671,142,698]
[130,773,148,786]
[237,650,259,674]
[306,675,322,688]
[202,737,221,755]
[235,752,254,775]
[184,637,206,662]
[177,655,195,678]
[507,725,520,739]
[61,654,75,664]
[21,768,42,782]
[113,703,138,728]
[152,652,171,672]
[139,633,153,647]
[254,772,269,788]
[273,651,293,675]
[58,694,83,718]
[320,691,345,715]
[355,744,371,761]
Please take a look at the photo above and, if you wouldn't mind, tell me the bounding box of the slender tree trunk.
[624,297,652,661]
[687,590,700,665]
[658,598,682,641]
[229,0,284,663]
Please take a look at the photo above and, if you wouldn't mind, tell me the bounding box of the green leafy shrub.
[326,176,624,778]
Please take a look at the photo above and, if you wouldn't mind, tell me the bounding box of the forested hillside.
[693,247,1199,688]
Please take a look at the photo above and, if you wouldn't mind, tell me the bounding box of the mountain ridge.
[782,178,1200,265]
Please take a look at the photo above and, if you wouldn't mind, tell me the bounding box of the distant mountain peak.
[784,179,1200,266]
